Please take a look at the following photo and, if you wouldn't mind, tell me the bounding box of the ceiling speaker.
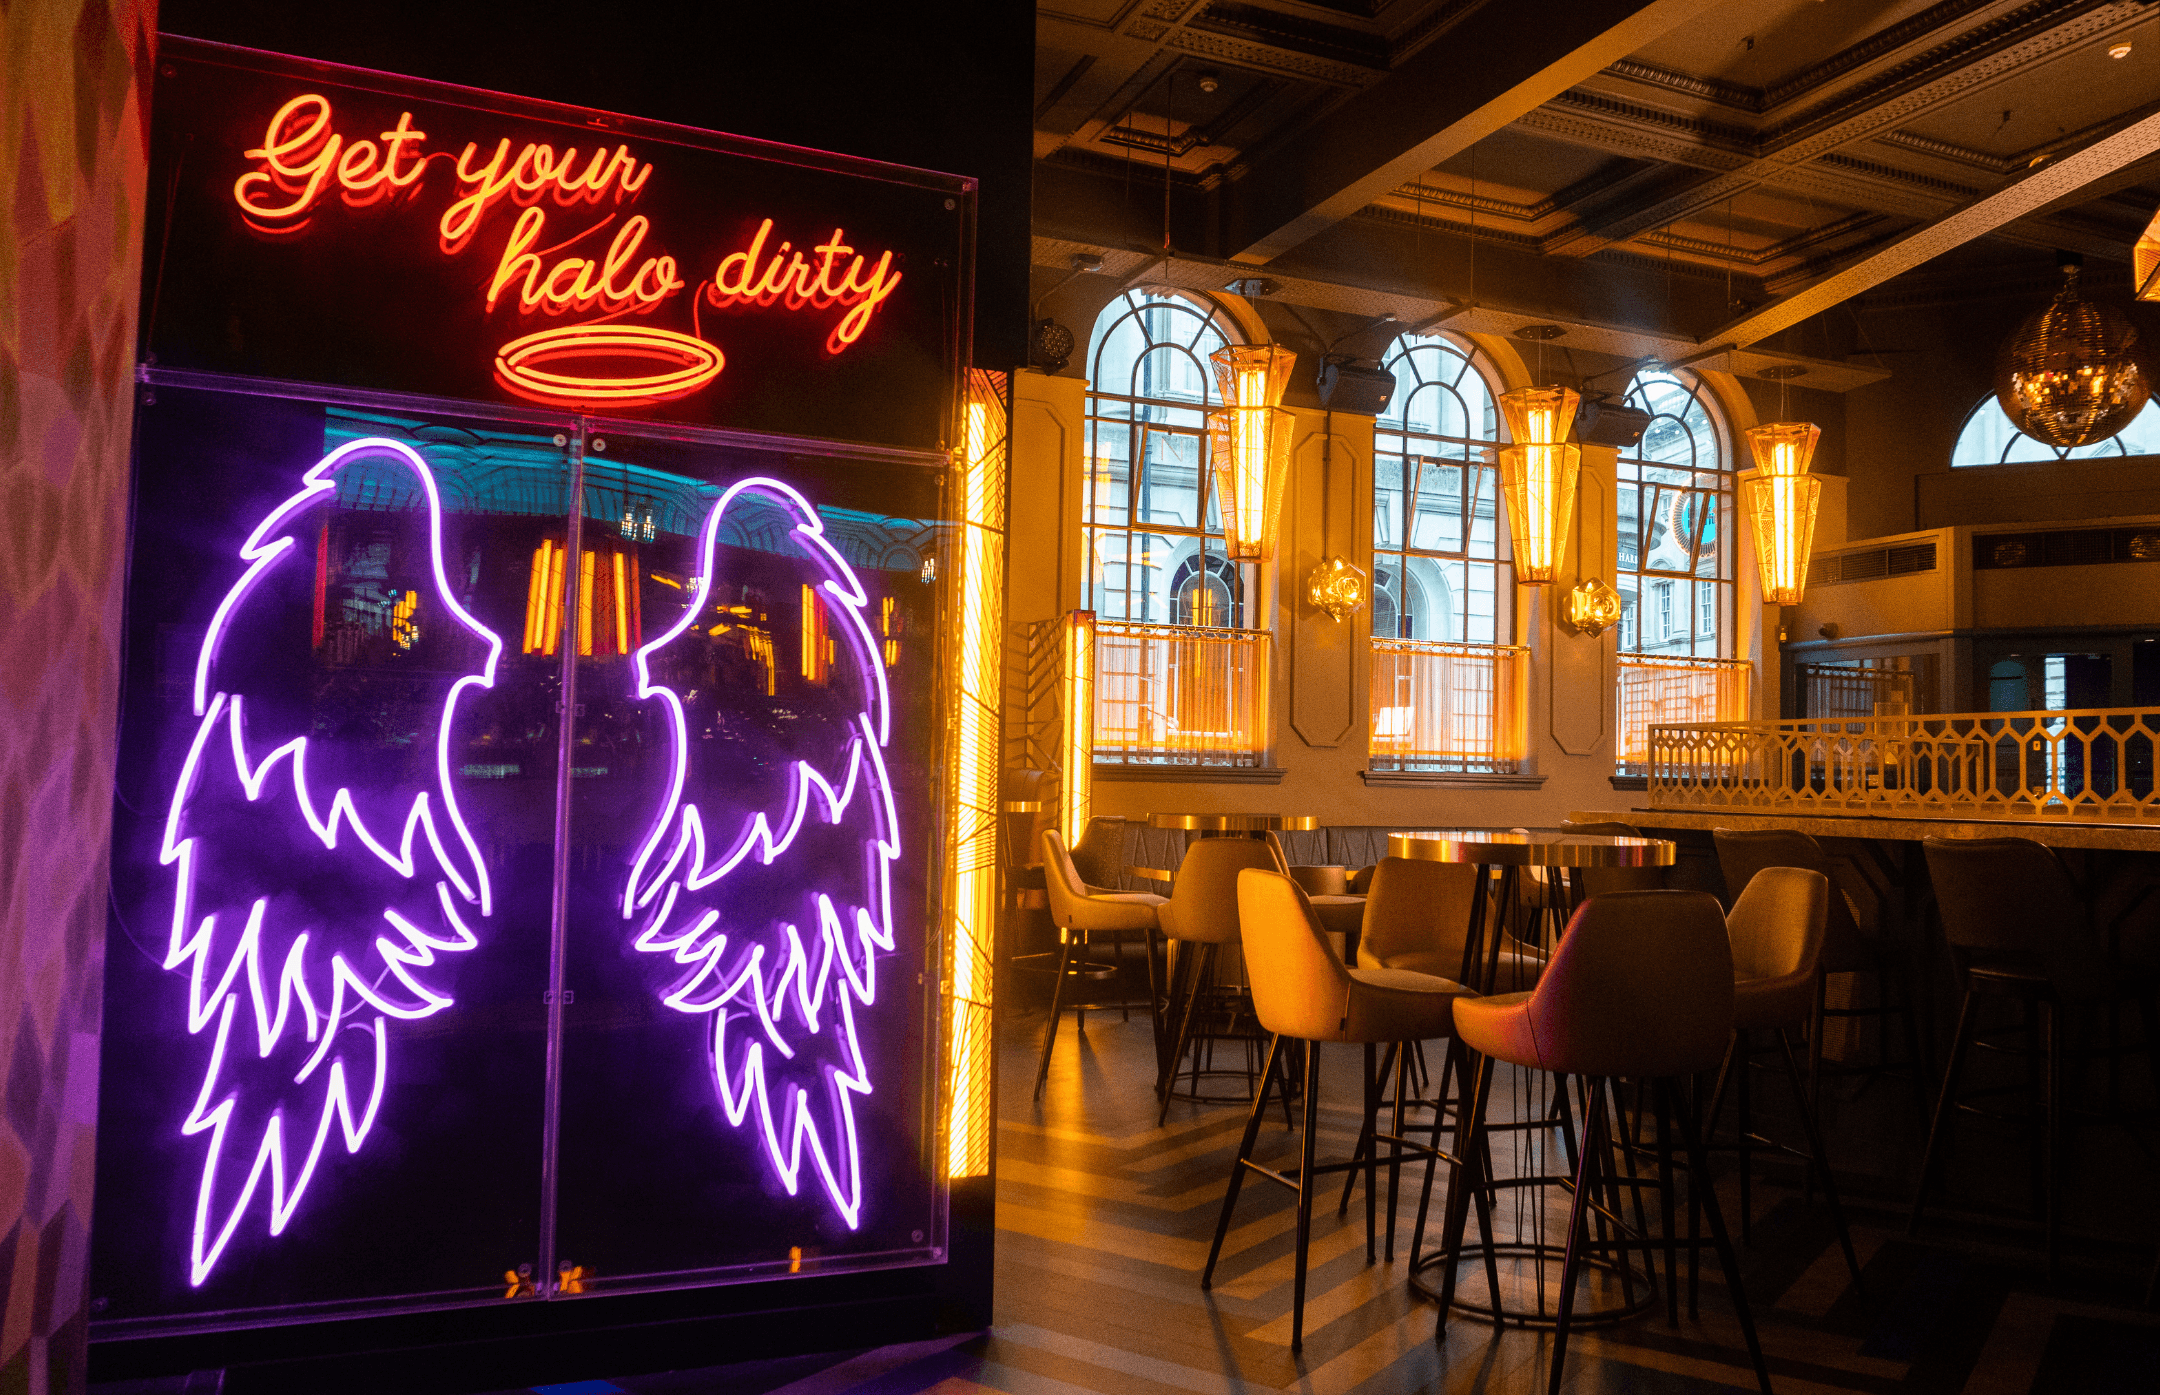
[1572,397,1651,447]
[1317,361,1396,415]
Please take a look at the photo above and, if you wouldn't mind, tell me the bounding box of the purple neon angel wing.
[622,478,898,1231]
[164,438,500,1286]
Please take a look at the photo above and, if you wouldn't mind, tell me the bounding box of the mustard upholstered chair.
[1705,866,1863,1293]
[1200,869,1472,1353]
[1155,836,1281,1123]
[1035,828,1166,1101]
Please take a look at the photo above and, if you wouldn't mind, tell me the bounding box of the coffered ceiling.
[1034,0,2160,353]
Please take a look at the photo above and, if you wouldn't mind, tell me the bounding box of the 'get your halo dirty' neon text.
[230,94,905,407]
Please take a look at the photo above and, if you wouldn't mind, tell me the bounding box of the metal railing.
[1369,639,1529,770]
[1647,706,2160,821]
[1094,619,1271,766]
[1618,653,1752,765]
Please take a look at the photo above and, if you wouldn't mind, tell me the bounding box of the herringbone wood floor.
[499,976,2160,1394]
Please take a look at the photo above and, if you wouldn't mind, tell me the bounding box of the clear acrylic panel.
[96,384,561,1329]
[553,426,948,1293]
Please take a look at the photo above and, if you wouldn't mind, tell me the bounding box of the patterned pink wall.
[0,2,154,1391]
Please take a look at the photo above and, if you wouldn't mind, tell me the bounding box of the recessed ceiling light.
[2110,42,2133,59]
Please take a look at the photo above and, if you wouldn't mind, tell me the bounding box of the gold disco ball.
[1994,264,2151,449]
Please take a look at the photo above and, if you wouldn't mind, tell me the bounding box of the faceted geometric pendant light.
[1995,261,2150,447]
[1741,421,1822,606]
[1495,384,1581,585]
[1207,344,1296,562]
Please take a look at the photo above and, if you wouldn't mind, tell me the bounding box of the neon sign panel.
[228,93,904,408]
[166,439,501,1285]
[623,480,897,1231]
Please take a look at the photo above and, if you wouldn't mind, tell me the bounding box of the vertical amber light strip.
[524,541,552,654]
[611,551,631,656]
[577,549,597,656]
[946,370,1007,1181]
[1061,609,1096,844]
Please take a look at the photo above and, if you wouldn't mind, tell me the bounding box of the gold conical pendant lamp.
[1495,383,1581,585]
[1207,344,1296,561]
[1741,420,1821,606]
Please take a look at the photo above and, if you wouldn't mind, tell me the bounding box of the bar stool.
[1913,836,2158,1278]
[1272,833,1365,952]
[1445,890,1771,1395]
[1705,866,1864,1292]
[1201,869,1473,1353]
[1034,828,1166,1102]
[1331,855,1492,1238]
[1716,829,1924,1106]
[1156,836,1282,1124]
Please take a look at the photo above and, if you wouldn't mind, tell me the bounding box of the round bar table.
[1387,828,1676,1329]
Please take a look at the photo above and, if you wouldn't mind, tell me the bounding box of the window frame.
[1369,332,1512,647]
[1613,368,1733,662]
[1950,394,2160,467]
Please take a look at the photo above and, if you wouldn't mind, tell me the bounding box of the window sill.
[1094,763,1286,785]
[1360,770,1548,790]
[1608,775,1648,791]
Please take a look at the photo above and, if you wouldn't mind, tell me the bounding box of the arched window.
[1615,370,1730,659]
[1082,289,1245,627]
[1083,290,1268,768]
[1372,334,1506,643]
[1951,395,2160,466]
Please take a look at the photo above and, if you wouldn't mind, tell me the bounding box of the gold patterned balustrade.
[1093,619,1271,767]
[1369,638,1529,771]
[1618,653,1753,766]
[1647,706,2160,822]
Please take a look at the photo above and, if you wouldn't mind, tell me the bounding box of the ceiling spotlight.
[1197,69,1222,94]
[2110,42,2133,59]
[1224,276,1279,298]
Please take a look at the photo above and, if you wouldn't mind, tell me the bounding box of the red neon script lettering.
[709,220,901,355]
[487,208,682,313]
[234,96,428,223]
[441,140,651,246]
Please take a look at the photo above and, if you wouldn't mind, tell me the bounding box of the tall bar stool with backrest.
[1155,835,1283,1123]
[1331,854,1497,1239]
[1445,890,1772,1395]
[1914,836,2158,1278]
[1035,828,1166,1101]
[1708,866,1865,1292]
[1716,829,1922,1108]
[1201,869,1474,1353]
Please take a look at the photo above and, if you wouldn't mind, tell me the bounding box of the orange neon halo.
[493,325,725,406]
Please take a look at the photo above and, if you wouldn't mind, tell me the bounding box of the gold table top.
[1388,829,1677,868]
[1148,812,1320,832]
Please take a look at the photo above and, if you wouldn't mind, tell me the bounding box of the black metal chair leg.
[1779,1027,1863,1298]
[1675,1077,1775,1395]
[1736,1026,1754,1247]
[1363,1042,1380,1263]
[1910,988,1981,1235]
[1654,1079,1681,1326]
[1547,1076,1608,1395]
[1202,1034,1284,1289]
[1291,1040,1322,1354]
[1155,944,1206,1125]
[1339,1043,1381,1219]
[1434,1053,1495,1335]
[1386,1041,1410,1263]
[1033,934,1077,1102]
[1410,1038,1465,1272]
[2041,997,2060,1283]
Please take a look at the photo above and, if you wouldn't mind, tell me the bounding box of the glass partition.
[93,380,954,1334]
